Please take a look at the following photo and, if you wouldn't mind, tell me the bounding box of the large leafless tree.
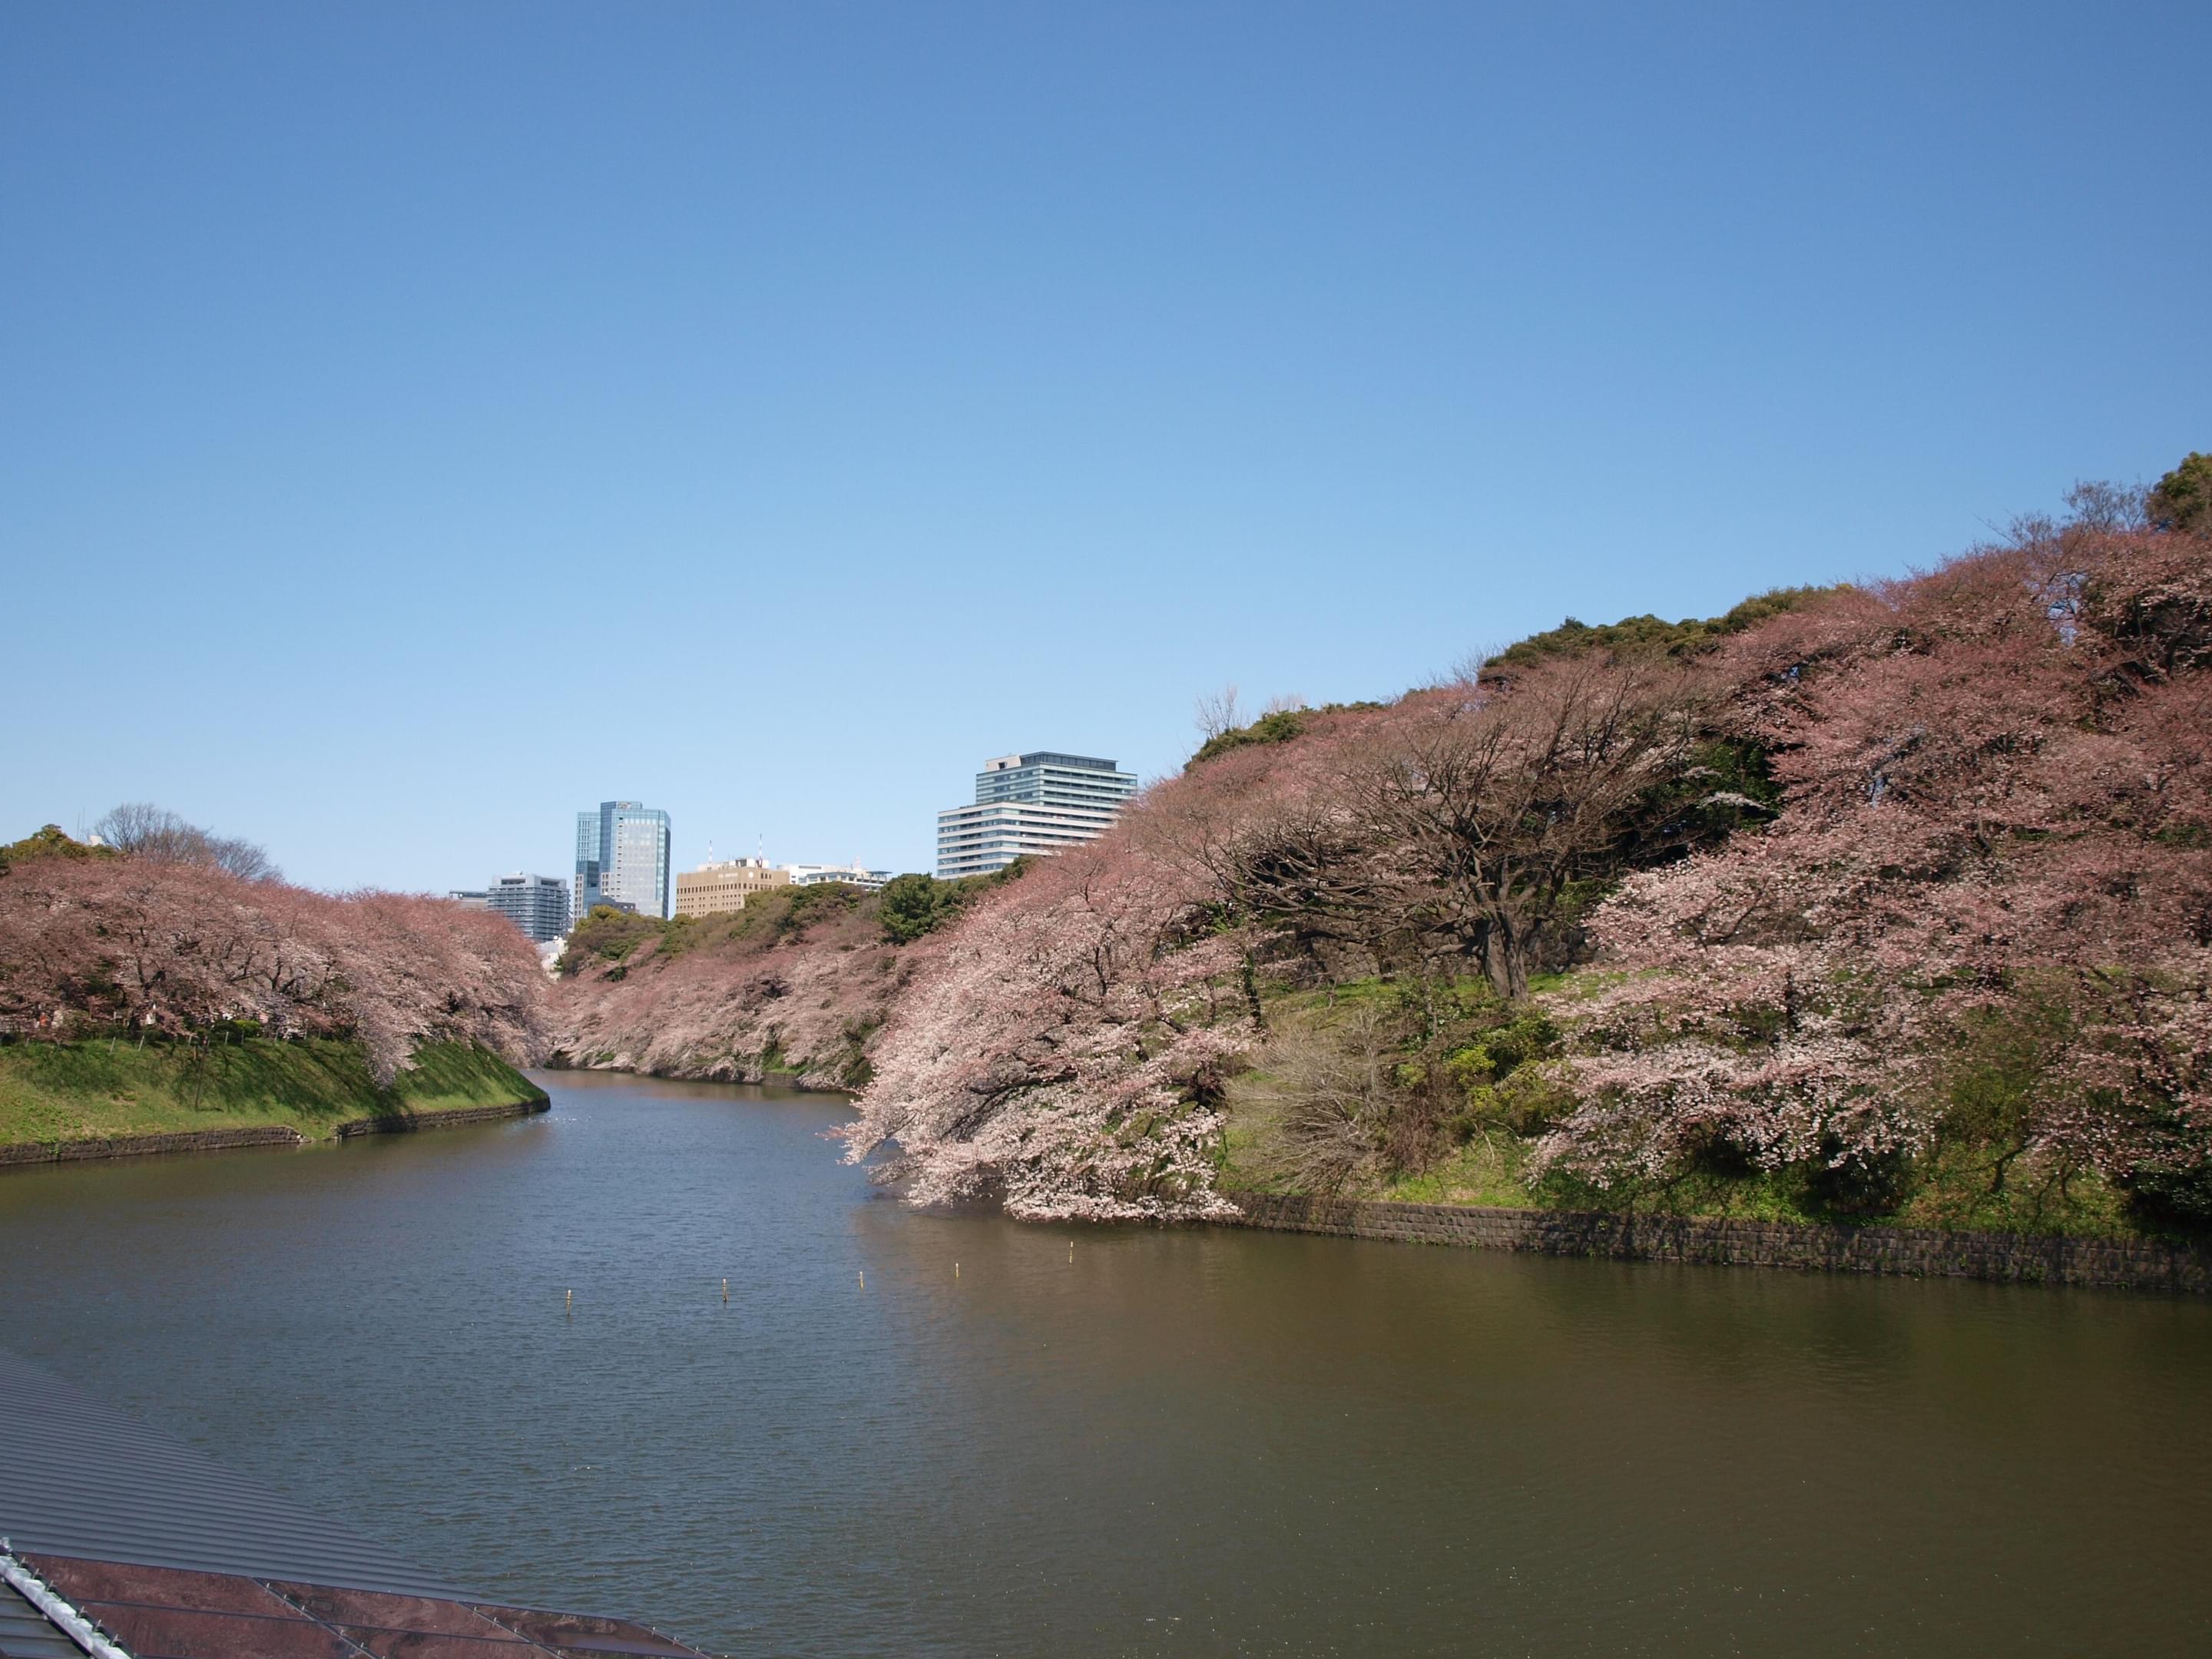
[93,802,281,882]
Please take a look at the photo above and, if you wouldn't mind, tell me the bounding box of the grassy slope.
[1363,1138,2140,1238]
[1217,983,2150,1241]
[0,1038,545,1151]
[1200,591,2171,1242]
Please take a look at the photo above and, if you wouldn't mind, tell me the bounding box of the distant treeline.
[0,815,543,1082]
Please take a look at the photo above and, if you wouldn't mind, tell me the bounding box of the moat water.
[2,1071,2209,1656]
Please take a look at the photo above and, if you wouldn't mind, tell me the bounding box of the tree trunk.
[1479,915,1529,1001]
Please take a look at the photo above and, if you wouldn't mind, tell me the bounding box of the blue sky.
[5,2,2205,891]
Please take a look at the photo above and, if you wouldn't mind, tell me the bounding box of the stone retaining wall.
[1220,1191,2212,1295]
[333,1097,549,1137]
[0,1096,549,1167]
[0,1125,306,1166]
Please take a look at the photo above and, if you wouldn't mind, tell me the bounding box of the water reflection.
[2,1071,2207,1656]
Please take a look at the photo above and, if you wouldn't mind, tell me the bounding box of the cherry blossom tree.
[0,852,545,1082]
[1538,490,2212,1210]
[1338,654,1719,998]
[542,471,2212,1225]
[548,887,909,1089]
[839,831,1254,1220]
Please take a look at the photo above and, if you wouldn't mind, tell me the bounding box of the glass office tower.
[575,800,672,919]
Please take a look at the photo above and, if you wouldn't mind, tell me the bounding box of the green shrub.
[877,866,1025,945]
[558,905,671,973]
[0,824,116,876]
[1189,702,1386,767]
[1485,587,1840,673]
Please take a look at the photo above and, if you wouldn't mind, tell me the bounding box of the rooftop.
[983,751,1121,773]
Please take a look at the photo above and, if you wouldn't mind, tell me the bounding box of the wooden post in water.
[721,1277,729,1303]
[565,1288,572,1318]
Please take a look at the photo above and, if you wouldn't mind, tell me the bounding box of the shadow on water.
[2,1071,2208,1657]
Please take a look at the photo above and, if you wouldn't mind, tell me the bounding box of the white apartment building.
[935,751,1137,879]
[784,861,892,891]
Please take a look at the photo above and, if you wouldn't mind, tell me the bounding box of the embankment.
[0,1038,547,1166]
[549,885,916,1091]
[1220,1192,2212,1294]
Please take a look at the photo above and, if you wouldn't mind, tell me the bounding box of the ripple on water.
[2,1071,2209,1657]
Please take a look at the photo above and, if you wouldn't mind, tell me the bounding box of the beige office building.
[674,857,792,918]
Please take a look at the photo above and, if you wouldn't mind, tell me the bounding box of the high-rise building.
[455,875,574,940]
[484,873,572,942]
[575,800,672,919]
[935,751,1137,879]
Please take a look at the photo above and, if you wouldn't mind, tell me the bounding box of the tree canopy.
[2150,450,2211,535]
[844,482,2212,1227]
[91,802,280,882]
[0,825,115,876]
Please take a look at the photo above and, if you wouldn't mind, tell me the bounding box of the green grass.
[1888,1142,2137,1239]
[1518,1159,2146,1239]
[1231,1135,2152,1239]
[1221,979,2177,1241]
[1380,1136,1541,1209]
[1214,1114,1281,1192]
[0,1037,544,1151]
[1344,1138,2145,1238]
